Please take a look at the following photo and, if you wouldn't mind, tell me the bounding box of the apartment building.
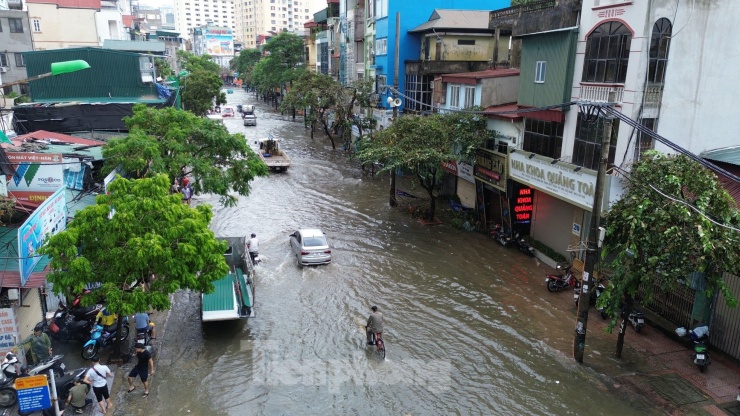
[235,0,316,48]
[175,0,235,42]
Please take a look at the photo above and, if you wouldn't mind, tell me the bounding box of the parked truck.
[256,136,290,172]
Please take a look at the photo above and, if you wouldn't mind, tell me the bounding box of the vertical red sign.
[513,186,534,223]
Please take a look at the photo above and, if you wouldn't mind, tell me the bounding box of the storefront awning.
[0,271,48,288]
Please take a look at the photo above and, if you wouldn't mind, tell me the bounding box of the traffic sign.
[15,374,51,413]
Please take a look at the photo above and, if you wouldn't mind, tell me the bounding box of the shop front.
[508,150,600,258]
[441,160,476,209]
[473,148,507,232]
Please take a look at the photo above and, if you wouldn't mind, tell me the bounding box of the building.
[235,0,316,49]
[191,23,234,68]
[337,0,364,84]
[96,0,128,45]
[26,0,102,50]
[0,7,34,96]
[160,5,176,30]
[175,0,234,43]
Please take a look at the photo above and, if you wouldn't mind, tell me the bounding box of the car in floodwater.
[289,229,332,267]
[222,107,235,117]
[243,113,257,126]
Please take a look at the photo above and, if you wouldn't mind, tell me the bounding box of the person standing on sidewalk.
[83,355,113,414]
[14,323,52,364]
[128,343,155,397]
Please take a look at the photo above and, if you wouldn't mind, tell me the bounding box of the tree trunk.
[615,296,632,358]
[320,119,336,149]
[419,172,437,222]
[112,315,124,362]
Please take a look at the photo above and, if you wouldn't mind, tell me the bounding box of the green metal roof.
[202,274,235,312]
[0,227,51,274]
[31,97,165,104]
[236,268,252,307]
[701,146,740,166]
[103,40,166,53]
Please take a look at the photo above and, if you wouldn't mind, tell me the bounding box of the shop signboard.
[15,375,51,413]
[458,162,474,183]
[6,152,64,204]
[441,160,457,175]
[508,151,597,211]
[0,308,19,355]
[473,149,507,191]
[18,187,67,286]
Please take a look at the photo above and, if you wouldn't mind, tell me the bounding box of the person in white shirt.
[247,233,260,265]
[83,355,112,414]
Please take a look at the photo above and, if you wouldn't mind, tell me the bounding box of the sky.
[137,0,327,13]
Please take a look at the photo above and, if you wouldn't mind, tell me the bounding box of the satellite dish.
[392,98,402,107]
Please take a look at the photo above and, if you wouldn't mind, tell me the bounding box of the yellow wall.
[28,4,99,50]
[420,34,495,62]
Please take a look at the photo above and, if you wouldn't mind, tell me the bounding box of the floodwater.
[114,89,662,416]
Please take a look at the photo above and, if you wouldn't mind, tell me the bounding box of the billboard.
[6,152,64,204]
[205,27,234,57]
[18,187,67,286]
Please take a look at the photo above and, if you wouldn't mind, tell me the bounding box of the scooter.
[1,352,66,379]
[81,317,130,360]
[513,232,535,257]
[689,326,711,373]
[545,264,579,292]
[43,309,97,342]
[573,282,608,317]
[0,366,90,410]
[627,308,645,333]
[490,224,512,247]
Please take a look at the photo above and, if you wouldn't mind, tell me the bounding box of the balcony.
[643,84,663,106]
[579,83,624,104]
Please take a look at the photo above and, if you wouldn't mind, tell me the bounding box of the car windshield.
[224,108,233,114]
[304,236,327,247]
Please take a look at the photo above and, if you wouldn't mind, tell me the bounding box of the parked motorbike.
[490,224,511,247]
[43,308,97,342]
[626,308,645,333]
[512,232,536,257]
[1,352,66,380]
[690,325,711,373]
[572,281,608,317]
[545,264,579,292]
[0,362,84,409]
[81,317,130,360]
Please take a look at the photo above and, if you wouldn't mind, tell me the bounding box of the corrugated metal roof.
[202,275,235,312]
[103,40,166,53]
[2,130,105,160]
[701,146,740,166]
[0,226,51,288]
[409,9,491,33]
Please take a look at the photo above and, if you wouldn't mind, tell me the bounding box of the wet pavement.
[85,88,740,416]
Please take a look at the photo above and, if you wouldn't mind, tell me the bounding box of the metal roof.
[103,40,166,53]
[0,226,51,288]
[202,274,236,312]
[409,9,492,33]
[701,146,740,166]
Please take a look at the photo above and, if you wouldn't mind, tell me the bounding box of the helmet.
[251,233,256,238]
[34,323,44,332]
[371,306,378,312]
[20,365,29,374]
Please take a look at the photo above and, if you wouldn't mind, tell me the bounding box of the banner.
[6,152,64,204]
[205,28,234,57]
[18,187,67,286]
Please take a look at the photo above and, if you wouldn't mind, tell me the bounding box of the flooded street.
[119,89,663,416]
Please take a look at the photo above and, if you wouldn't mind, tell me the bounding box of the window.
[634,118,655,161]
[573,117,619,170]
[19,83,30,95]
[582,21,631,83]
[449,85,460,109]
[648,18,672,84]
[9,18,23,33]
[535,61,546,83]
[375,38,387,55]
[522,118,563,159]
[404,74,433,114]
[458,39,475,46]
[32,19,41,32]
[0,53,7,67]
[463,86,475,108]
[14,53,25,67]
[375,0,387,18]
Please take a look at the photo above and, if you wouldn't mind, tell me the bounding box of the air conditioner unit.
[0,67,8,73]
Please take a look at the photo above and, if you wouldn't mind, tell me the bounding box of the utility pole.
[573,104,612,363]
[388,11,400,207]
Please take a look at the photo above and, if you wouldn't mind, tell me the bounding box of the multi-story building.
[160,5,176,30]
[175,0,234,43]
[235,0,317,49]
[192,23,234,68]
[26,0,102,50]
[0,8,34,96]
[338,0,363,84]
[96,0,128,45]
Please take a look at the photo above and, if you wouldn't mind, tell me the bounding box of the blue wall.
[374,0,511,111]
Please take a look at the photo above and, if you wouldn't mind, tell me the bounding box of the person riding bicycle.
[366,306,384,346]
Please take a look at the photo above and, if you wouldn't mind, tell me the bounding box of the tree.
[102,105,268,207]
[154,57,174,79]
[252,32,305,106]
[280,71,336,142]
[177,50,221,74]
[181,69,226,116]
[233,49,263,87]
[599,151,740,357]
[38,174,230,357]
[356,112,493,222]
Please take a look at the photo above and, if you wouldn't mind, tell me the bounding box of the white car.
[289,229,331,267]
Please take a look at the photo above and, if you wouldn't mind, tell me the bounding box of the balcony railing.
[579,84,624,104]
[490,0,556,19]
[643,84,663,106]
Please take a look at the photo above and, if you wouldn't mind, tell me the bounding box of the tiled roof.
[27,0,102,9]
[11,130,105,147]
[122,15,135,28]
[410,9,492,33]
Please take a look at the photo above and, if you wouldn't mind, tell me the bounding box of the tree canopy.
[356,112,493,221]
[177,50,221,74]
[599,151,740,353]
[252,32,305,94]
[39,174,230,315]
[233,49,263,86]
[181,69,227,116]
[102,105,268,207]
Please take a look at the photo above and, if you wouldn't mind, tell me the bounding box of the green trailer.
[201,237,256,322]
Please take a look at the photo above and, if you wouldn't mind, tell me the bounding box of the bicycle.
[364,326,386,359]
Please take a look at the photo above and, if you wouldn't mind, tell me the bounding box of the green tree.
[102,105,268,207]
[280,71,335,142]
[356,112,492,222]
[39,174,230,356]
[154,57,174,79]
[252,32,305,104]
[233,49,263,86]
[599,151,740,357]
[181,69,226,115]
[177,50,221,74]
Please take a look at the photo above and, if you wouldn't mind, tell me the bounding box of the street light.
[0,59,91,89]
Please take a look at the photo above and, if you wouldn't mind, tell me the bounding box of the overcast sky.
[138,0,327,13]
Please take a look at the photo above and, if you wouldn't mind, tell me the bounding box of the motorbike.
[43,308,97,342]
[81,317,130,360]
[545,264,579,292]
[572,281,608,317]
[1,352,66,380]
[490,224,512,247]
[690,326,711,373]
[626,308,645,333]
[512,232,535,257]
